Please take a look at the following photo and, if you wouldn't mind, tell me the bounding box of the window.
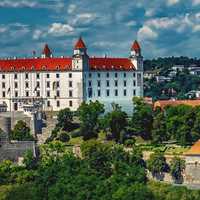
[25,73,29,79]
[133,80,136,86]
[2,82,5,88]
[69,81,73,87]
[36,81,40,88]
[57,101,60,107]
[106,89,110,97]
[88,81,92,87]
[69,73,72,78]
[47,91,50,97]
[2,74,5,79]
[37,91,40,97]
[115,73,118,78]
[25,82,29,88]
[46,73,50,78]
[14,82,18,89]
[14,74,17,79]
[69,100,73,107]
[97,80,101,87]
[15,91,18,97]
[47,101,50,107]
[98,90,101,97]
[36,73,40,79]
[56,90,60,97]
[106,80,109,87]
[56,82,60,88]
[115,89,118,96]
[98,73,101,78]
[69,90,73,97]
[124,73,126,78]
[133,72,136,77]
[26,91,29,97]
[89,73,92,78]
[115,80,118,87]
[2,91,5,97]
[106,72,109,78]
[56,73,60,78]
[47,81,50,88]
[124,89,127,96]
[133,90,136,96]
[124,80,127,87]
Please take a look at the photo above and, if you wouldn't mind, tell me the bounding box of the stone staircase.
[37,118,57,145]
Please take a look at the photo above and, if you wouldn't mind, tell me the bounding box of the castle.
[0,37,143,113]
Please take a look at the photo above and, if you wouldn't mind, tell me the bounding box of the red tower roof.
[74,37,86,49]
[42,44,52,57]
[131,40,141,51]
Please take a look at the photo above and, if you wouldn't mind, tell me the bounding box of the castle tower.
[72,37,89,71]
[41,44,52,58]
[130,40,143,71]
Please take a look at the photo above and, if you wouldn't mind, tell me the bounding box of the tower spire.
[42,44,52,58]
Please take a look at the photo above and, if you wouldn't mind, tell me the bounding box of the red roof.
[89,57,135,71]
[74,37,86,49]
[131,40,141,52]
[42,44,52,57]
[0,58,72,72]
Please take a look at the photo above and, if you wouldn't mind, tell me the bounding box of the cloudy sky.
[0,0,200,59]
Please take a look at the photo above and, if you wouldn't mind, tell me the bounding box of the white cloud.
[192,0,200,5]
[0,0,38,8]
[33,30,43,40]
[138,26,158,41]
[71,13,97,26]
[92,41,116,48]
[48,23,74,37]
[145,8,155,17]
[125,20,137,27]
[167,0,180,6]
[68,4,76,14]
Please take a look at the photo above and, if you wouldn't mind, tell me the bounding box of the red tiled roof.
[89,57,135,71]
[0,58,72,72]
[185,140,200,155]
[131,40,141,52]
[154,100,200,110]
[74,37,86,49]
[42,44,52,57]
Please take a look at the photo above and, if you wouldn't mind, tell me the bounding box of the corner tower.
[130,40,143,71]
[72,37,89,71]
[41,44,52,58]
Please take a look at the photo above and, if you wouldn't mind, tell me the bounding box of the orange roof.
[42,44,52,57]
[154,100,200,110]
[0,58,72,72]
[185,140,200,155]
[131,40,141,52]
[89,57,135,71]
[74,37,86,49]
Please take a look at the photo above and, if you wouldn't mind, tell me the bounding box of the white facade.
[0,38,143,113]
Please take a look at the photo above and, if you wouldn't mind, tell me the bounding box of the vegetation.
[10,120,34,141]
[170,157,185,183]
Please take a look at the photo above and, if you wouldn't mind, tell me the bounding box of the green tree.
[170,157,185,183]
[56,108,74,131]
[23,150,37,170]
[78,101,104,140]
[58,131,70,143]
[132,97,153,140]
[104,104,128,143]
[191,110,200,142]
[147,151,168,179]
[152,112,167,144]
[11,120,34,141]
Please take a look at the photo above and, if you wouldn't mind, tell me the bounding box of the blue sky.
[0,0,200,59]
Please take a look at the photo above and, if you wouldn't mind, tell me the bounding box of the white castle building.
[0,37,143,113]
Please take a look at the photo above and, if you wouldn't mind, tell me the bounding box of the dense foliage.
[10,120,34,141]
[0,141,199,200]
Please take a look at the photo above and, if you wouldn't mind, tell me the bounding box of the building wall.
[85,70,143,113]
[0,71,83,111]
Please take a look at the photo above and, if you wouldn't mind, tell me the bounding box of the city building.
[0,37,143,113]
